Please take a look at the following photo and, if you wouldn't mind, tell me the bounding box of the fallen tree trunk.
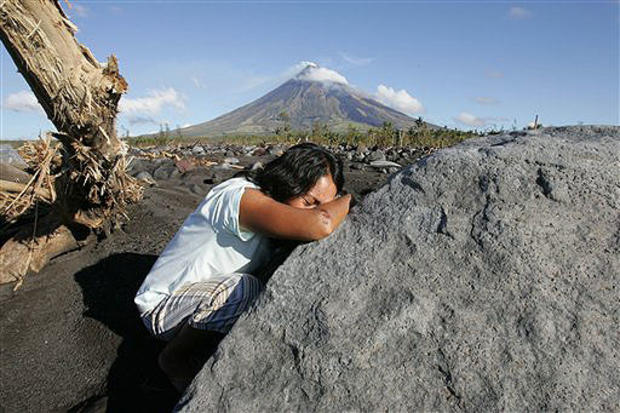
[0,0,142,286]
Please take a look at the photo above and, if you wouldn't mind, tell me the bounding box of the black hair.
[242,143,344,203]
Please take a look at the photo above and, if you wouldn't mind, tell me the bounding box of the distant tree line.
[126,115,496,149]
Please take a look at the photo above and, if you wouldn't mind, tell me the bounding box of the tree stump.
[0,0,142,286]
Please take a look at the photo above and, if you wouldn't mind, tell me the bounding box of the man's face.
[285,174,338,209]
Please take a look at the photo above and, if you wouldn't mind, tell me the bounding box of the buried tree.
[0,0,141,285]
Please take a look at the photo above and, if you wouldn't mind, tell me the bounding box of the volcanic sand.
[0,155,388,412]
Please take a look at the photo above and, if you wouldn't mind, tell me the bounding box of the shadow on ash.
[178,126,619,412]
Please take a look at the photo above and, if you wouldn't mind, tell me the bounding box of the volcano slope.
[178,126,619,412]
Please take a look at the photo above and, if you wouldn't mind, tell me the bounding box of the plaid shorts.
[140,273,263,341]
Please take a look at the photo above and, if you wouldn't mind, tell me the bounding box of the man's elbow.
[310,210,335,240]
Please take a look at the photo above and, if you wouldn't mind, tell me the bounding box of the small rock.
[175,159,196,174]
[190,184,204,195]
[135,171,156,186]
[252,147,267,156]
[127,158,149,176]
[214,164,232,171]
[170,169,182,179]
[0,144,28,170]
[267,145,285,156]
[0,163,32,184]
[224,157,240,165]
[353,152,365,162]
[366,150,386,162]
[153,165,175,180]
[192,145,205,156]
[249,161,264,171]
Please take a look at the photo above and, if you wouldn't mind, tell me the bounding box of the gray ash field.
[0,143,418,412]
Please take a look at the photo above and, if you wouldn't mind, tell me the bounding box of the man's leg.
[155,273,264,392]
[158,324,224,392]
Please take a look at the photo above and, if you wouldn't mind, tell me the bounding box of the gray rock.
[267,145,285,156]
[213,164,233,171]
[0,163,32,184]
[190,184,204,195]
[352,152,365,162]
[224,157,240,165]
[249,161,264,171]
[0,144,28,170]
[366,149,386,162]
[179,126,620,412]
[153,165,175,180]
[192,145,205,156]
[135,171,156,185]
[127,158,149,176]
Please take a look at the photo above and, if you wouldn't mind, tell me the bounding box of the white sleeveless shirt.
[134,177,273,315]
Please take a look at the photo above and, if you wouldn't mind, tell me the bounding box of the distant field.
[0,140,27,149]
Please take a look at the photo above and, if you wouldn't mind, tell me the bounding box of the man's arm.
[239,188,352,241]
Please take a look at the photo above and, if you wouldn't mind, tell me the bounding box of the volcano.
[176,63,429,137]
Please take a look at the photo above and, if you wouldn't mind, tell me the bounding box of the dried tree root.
[0,214,83,288]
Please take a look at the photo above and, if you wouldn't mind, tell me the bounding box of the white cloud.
[455,112,487,127]
[119,88,185,116]
[455,112,509,127]
[374,84,424,115]
[475,96,500,105]
[2,90,44,114]
[509,7,532,19]
[295,63,349,85]
[340,52,374,66]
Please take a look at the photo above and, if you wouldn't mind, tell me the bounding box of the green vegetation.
[126,120,488,149]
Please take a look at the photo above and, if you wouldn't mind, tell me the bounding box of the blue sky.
[1,0,618,139]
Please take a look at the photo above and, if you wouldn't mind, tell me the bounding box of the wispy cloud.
[509,6,533,19]
[2,90,44,114]
[486,70,504,79]
[455,112,508,127]
[72,4,88,18]
[475,96,500,105]
[118,88,185,125]
[375,84,424,115]
[455,112,486,127]
[191,76,206,89]
[340,52,374,66]
[126,116,157,126]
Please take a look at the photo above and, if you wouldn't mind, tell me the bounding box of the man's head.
[285,174,338,209]
[247,142,344,207]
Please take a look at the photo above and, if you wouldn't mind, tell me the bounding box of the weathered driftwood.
[0,0,142,286]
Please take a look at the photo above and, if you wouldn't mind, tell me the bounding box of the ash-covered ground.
[0,143,428,412]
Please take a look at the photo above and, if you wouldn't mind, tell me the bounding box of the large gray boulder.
[178,126,619,412]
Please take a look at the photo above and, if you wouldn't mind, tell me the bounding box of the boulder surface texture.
[178,126,619,412]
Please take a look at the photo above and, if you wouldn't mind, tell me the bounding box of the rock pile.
[177,126,619,412]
